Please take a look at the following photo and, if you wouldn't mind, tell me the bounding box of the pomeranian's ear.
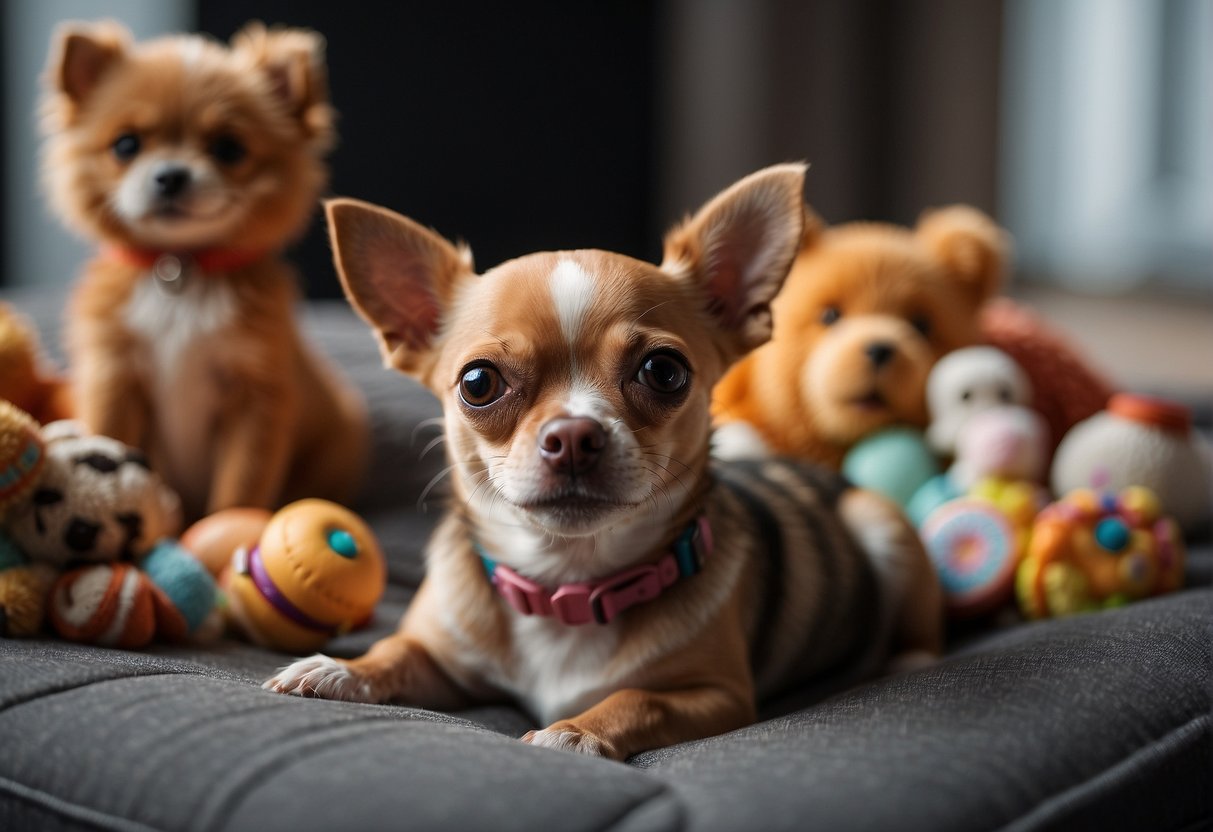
[326,199,474,378]
[915,205,1009,305]
[233,22,333,148]
[48,20,130,110]
[661,163,807,356]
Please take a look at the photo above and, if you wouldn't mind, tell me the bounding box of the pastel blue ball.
[142,540,218,631]
[843,427,941,507]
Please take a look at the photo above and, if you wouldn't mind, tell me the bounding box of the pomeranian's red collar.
[476,515,714,626]
[103,245,267,274]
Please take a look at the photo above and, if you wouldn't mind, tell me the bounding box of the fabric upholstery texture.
[1,288,1210,831]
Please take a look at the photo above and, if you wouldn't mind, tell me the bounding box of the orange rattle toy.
[183,500,387,652]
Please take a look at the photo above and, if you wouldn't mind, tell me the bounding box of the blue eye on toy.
[327,528,358,559]
[1095,517,1130,553]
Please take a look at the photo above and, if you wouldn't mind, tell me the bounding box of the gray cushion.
[1,287,1210,831]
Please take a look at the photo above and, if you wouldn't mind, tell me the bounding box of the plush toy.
[0,405,216,645]
[0,400,53,635]
[924,346,1034,458]
[4,420,182,567]
[919,478,1046,618]
[712,204,1007,469]
[182,499,386,653]
[49,539,219,646]
[980,297,1114,463]
[1051,394,1211,534]
[0,303,72,425]
[1017,486,1185,619]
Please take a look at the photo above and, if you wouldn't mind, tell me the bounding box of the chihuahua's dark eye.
[911,314,932,337]
[637,351,690,395]
[459,364,506,407]
[209,135,247,165]
[112,133,141,161]
[820,305,841,326]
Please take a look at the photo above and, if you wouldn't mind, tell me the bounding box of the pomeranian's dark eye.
[911,314,932,337]
[637,351,691,395]
[112,133,141,161]
[820,305,841,326]
[209,135,247,165]
[459,363,506,408]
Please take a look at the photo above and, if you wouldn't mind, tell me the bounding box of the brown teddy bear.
[712,205,1007,469]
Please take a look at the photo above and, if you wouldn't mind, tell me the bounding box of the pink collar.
[104,245,267,273]
[477,515,713,626]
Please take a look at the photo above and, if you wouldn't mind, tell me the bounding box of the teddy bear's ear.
[801,203,826,251]
[915,205,1008,303]
[47,20,131,111]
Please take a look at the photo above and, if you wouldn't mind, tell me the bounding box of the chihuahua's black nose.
[865,341,896,369]
[154,167,191,198]
[539,417,607,475]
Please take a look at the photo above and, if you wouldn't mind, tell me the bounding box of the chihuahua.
[266,165,942,759]
[41,21,367,519]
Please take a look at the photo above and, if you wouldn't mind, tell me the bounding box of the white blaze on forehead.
[549,258,596,345]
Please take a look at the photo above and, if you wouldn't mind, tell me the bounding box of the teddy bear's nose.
[865,342,897,369]
[64,518,102,552]
[539,417,608,475]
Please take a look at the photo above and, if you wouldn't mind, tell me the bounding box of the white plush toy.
[926,346,1033,457]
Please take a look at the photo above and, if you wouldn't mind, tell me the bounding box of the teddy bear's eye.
[998,386,1013,403]
[961,389,973,402]
[820,306,841,326]
[911,315,932,337]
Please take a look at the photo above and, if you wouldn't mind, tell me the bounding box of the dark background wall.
[198,0,1004,298]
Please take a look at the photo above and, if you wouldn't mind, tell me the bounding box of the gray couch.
[2,288,1210,832]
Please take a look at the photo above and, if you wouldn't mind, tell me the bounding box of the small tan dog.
[41,21,366,519]
[266,166,941,759]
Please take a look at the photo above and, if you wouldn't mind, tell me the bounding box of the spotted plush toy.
[5,420,181,566]
[0,410,217,644]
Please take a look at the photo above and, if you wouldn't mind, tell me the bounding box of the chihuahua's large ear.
[47,21,130,113]
[914,205,1009,305]
[326,199,473,376]
[661,163,807,355]
[233,22,333,149]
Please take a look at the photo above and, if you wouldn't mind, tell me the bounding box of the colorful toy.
[49,539,219,646]
[948,406,1048,491]
[0,403,217,645]
[182,499,387,653]
[1051,394,1211,534]
[0,400,53,635]
[0,303,72,425]
[841,427,940,507]
[1017,486,1185,619]
[920,478,1044,617]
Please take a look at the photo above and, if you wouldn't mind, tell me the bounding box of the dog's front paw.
[262,654,376,702]
[521,723,617,759]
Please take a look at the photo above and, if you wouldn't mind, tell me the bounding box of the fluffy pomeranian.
[41,20,367,520]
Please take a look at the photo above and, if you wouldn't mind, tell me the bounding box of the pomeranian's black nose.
[539,417,608,475]
[154,167,191,198]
